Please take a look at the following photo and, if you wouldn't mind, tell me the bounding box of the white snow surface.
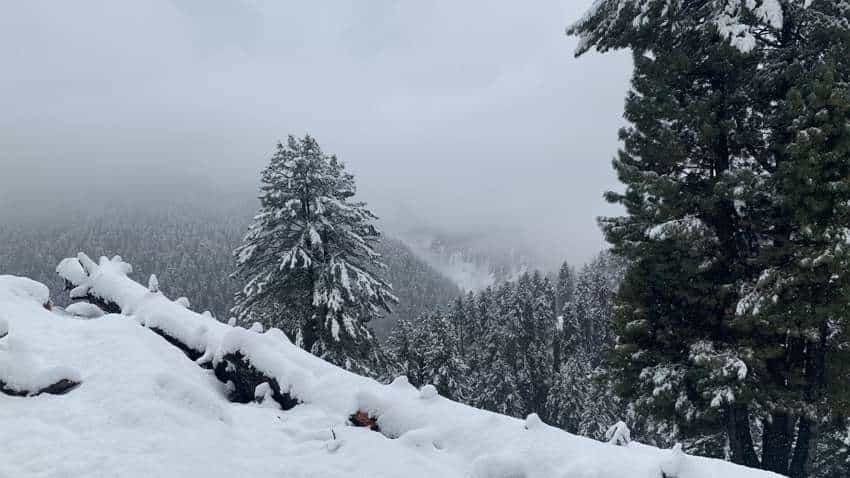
[1,256,783,478]
[55,258,88,288]
[64,301,106,319]
[0,275,50,307]
[0,276,81,395]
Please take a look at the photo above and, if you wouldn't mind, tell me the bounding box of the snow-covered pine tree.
[568,0,790,57]
[572,252,624,368]
[733,5,850,475]
[387,319,426,386]
[572,0,768,465]
[420,313,469,401]
[546,354,592,435]
[448,296,468,359]
[470,281,526,417]
[387,314,469,401]
[546,255,623,438]
[553,262,575,314]
[232,135,397,376]
[571,1,850,475]
[552,262,575,373]
[812,423,850,478]
[464,287,494,401]
[512,272,556,417]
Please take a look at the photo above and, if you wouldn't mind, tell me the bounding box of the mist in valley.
[1,0,631,279]
[4,2,849,476]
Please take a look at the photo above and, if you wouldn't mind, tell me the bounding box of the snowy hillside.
[0,255,781,478]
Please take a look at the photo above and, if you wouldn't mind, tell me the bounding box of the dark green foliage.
[600,33,763,457]
[812,422,850,478]
[572,1,850,475]
[734,15,850,475]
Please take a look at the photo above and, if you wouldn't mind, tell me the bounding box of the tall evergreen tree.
[513,272,556,415]
[448,296,468,359]
[735,6,850,474]
[547,253,624,439]
[571,1,850,475]
[472,282,526,416]
[554,262,576,316]
[573,252,624,368]
[232,135,396,375]
[389,314,469,400]
[547,357,621,440]
[552,262,576,373]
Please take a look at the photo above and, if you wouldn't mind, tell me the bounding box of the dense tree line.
[0,200,246,317]
[388,252,626,439]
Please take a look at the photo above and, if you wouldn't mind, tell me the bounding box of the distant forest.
[0,193,459,338]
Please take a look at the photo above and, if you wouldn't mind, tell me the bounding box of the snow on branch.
[569,0,801,55]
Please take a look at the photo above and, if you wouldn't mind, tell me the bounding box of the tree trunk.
[788,309,828,478]
[788,418,817,478]
[727,404,760,468]
[761,412,793,475]
[301,310,319,353]
[301,267,319,352]
[553,290,562,374]
[552,328,562,375]
[457,316,465,359]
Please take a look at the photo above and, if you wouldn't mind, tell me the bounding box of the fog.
[0,0,631,267]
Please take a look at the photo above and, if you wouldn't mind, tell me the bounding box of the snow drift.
[0,253,782,478]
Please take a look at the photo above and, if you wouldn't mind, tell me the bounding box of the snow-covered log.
[57,257,121,314]
[57,254,300,408]
[214,351,298,409]
[0,276,82,397]
[50,253,783,478]
[0,376,80,397]
[64,302,106,319]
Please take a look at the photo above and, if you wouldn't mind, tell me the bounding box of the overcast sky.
[0,0,632,266]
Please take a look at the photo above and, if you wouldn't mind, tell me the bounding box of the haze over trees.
[1,1,849,477]
[0,196,459,342]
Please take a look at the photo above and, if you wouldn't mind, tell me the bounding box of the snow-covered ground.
[0,257,782,478]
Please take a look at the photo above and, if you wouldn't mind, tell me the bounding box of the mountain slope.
[0,255,781,478]
[374,238,461,337]
[0,203,459,336]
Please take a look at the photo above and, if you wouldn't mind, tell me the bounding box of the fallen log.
[214,352,298,409]
[0,378,81,397]
[57,253,300,411]
[0,280,82,398]
[149,326,206,364]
